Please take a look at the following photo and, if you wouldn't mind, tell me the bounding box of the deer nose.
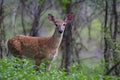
[58,26,63,34]
[59,30,63,34]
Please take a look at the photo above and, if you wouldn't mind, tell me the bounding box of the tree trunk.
[112,0,120,75]
[61,0,73,74]
[29,0,46,36]
[103,0,110,73]
[0,0,6,58]
[29,0,40,36]
[20,0,26,35]
[9,7,17,35]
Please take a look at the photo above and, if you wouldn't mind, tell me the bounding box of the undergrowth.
[0,57,119,80]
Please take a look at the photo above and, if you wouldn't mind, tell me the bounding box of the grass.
[0,57,119,80]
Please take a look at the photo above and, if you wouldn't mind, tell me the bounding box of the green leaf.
[58,0,70,9]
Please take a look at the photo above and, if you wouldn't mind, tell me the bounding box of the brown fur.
[8,30,61,68]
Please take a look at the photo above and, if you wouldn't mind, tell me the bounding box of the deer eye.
[63,23,66,26]
[55,24,58,26]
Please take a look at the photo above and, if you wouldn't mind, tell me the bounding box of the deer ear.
[64,12,73,23]
[48,14,56,23]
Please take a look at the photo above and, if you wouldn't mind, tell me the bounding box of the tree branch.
[105,62,120,75]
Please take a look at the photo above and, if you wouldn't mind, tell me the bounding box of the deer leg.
[45,55,56,70]
[12,49,23,58]
[35,58,41,71]
[7,51,12,59]
[45,64,51,70]
[35,58,41,66]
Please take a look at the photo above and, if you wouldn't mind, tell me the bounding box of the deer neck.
[49,27,64,49]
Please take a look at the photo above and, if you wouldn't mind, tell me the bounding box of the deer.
[7,13,73,70]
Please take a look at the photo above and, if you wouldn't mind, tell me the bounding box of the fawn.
[7,13,73,70]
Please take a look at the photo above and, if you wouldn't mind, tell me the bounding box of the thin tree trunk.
[9,7,17,35]
[0,0,3,58]
[104,0,110,74]
[109,12,113,38]
[20,0,26,35]
[88,23,91,41]
[112,0,119,75]
[0,0,6,58]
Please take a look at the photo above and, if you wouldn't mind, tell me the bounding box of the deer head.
[48,13,73,34]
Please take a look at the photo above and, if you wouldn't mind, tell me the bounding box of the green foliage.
[103,76,119,80]
[0,57,119,80]
[58,0,70,9]
[38,0,44,5]
[114,41,120,61]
